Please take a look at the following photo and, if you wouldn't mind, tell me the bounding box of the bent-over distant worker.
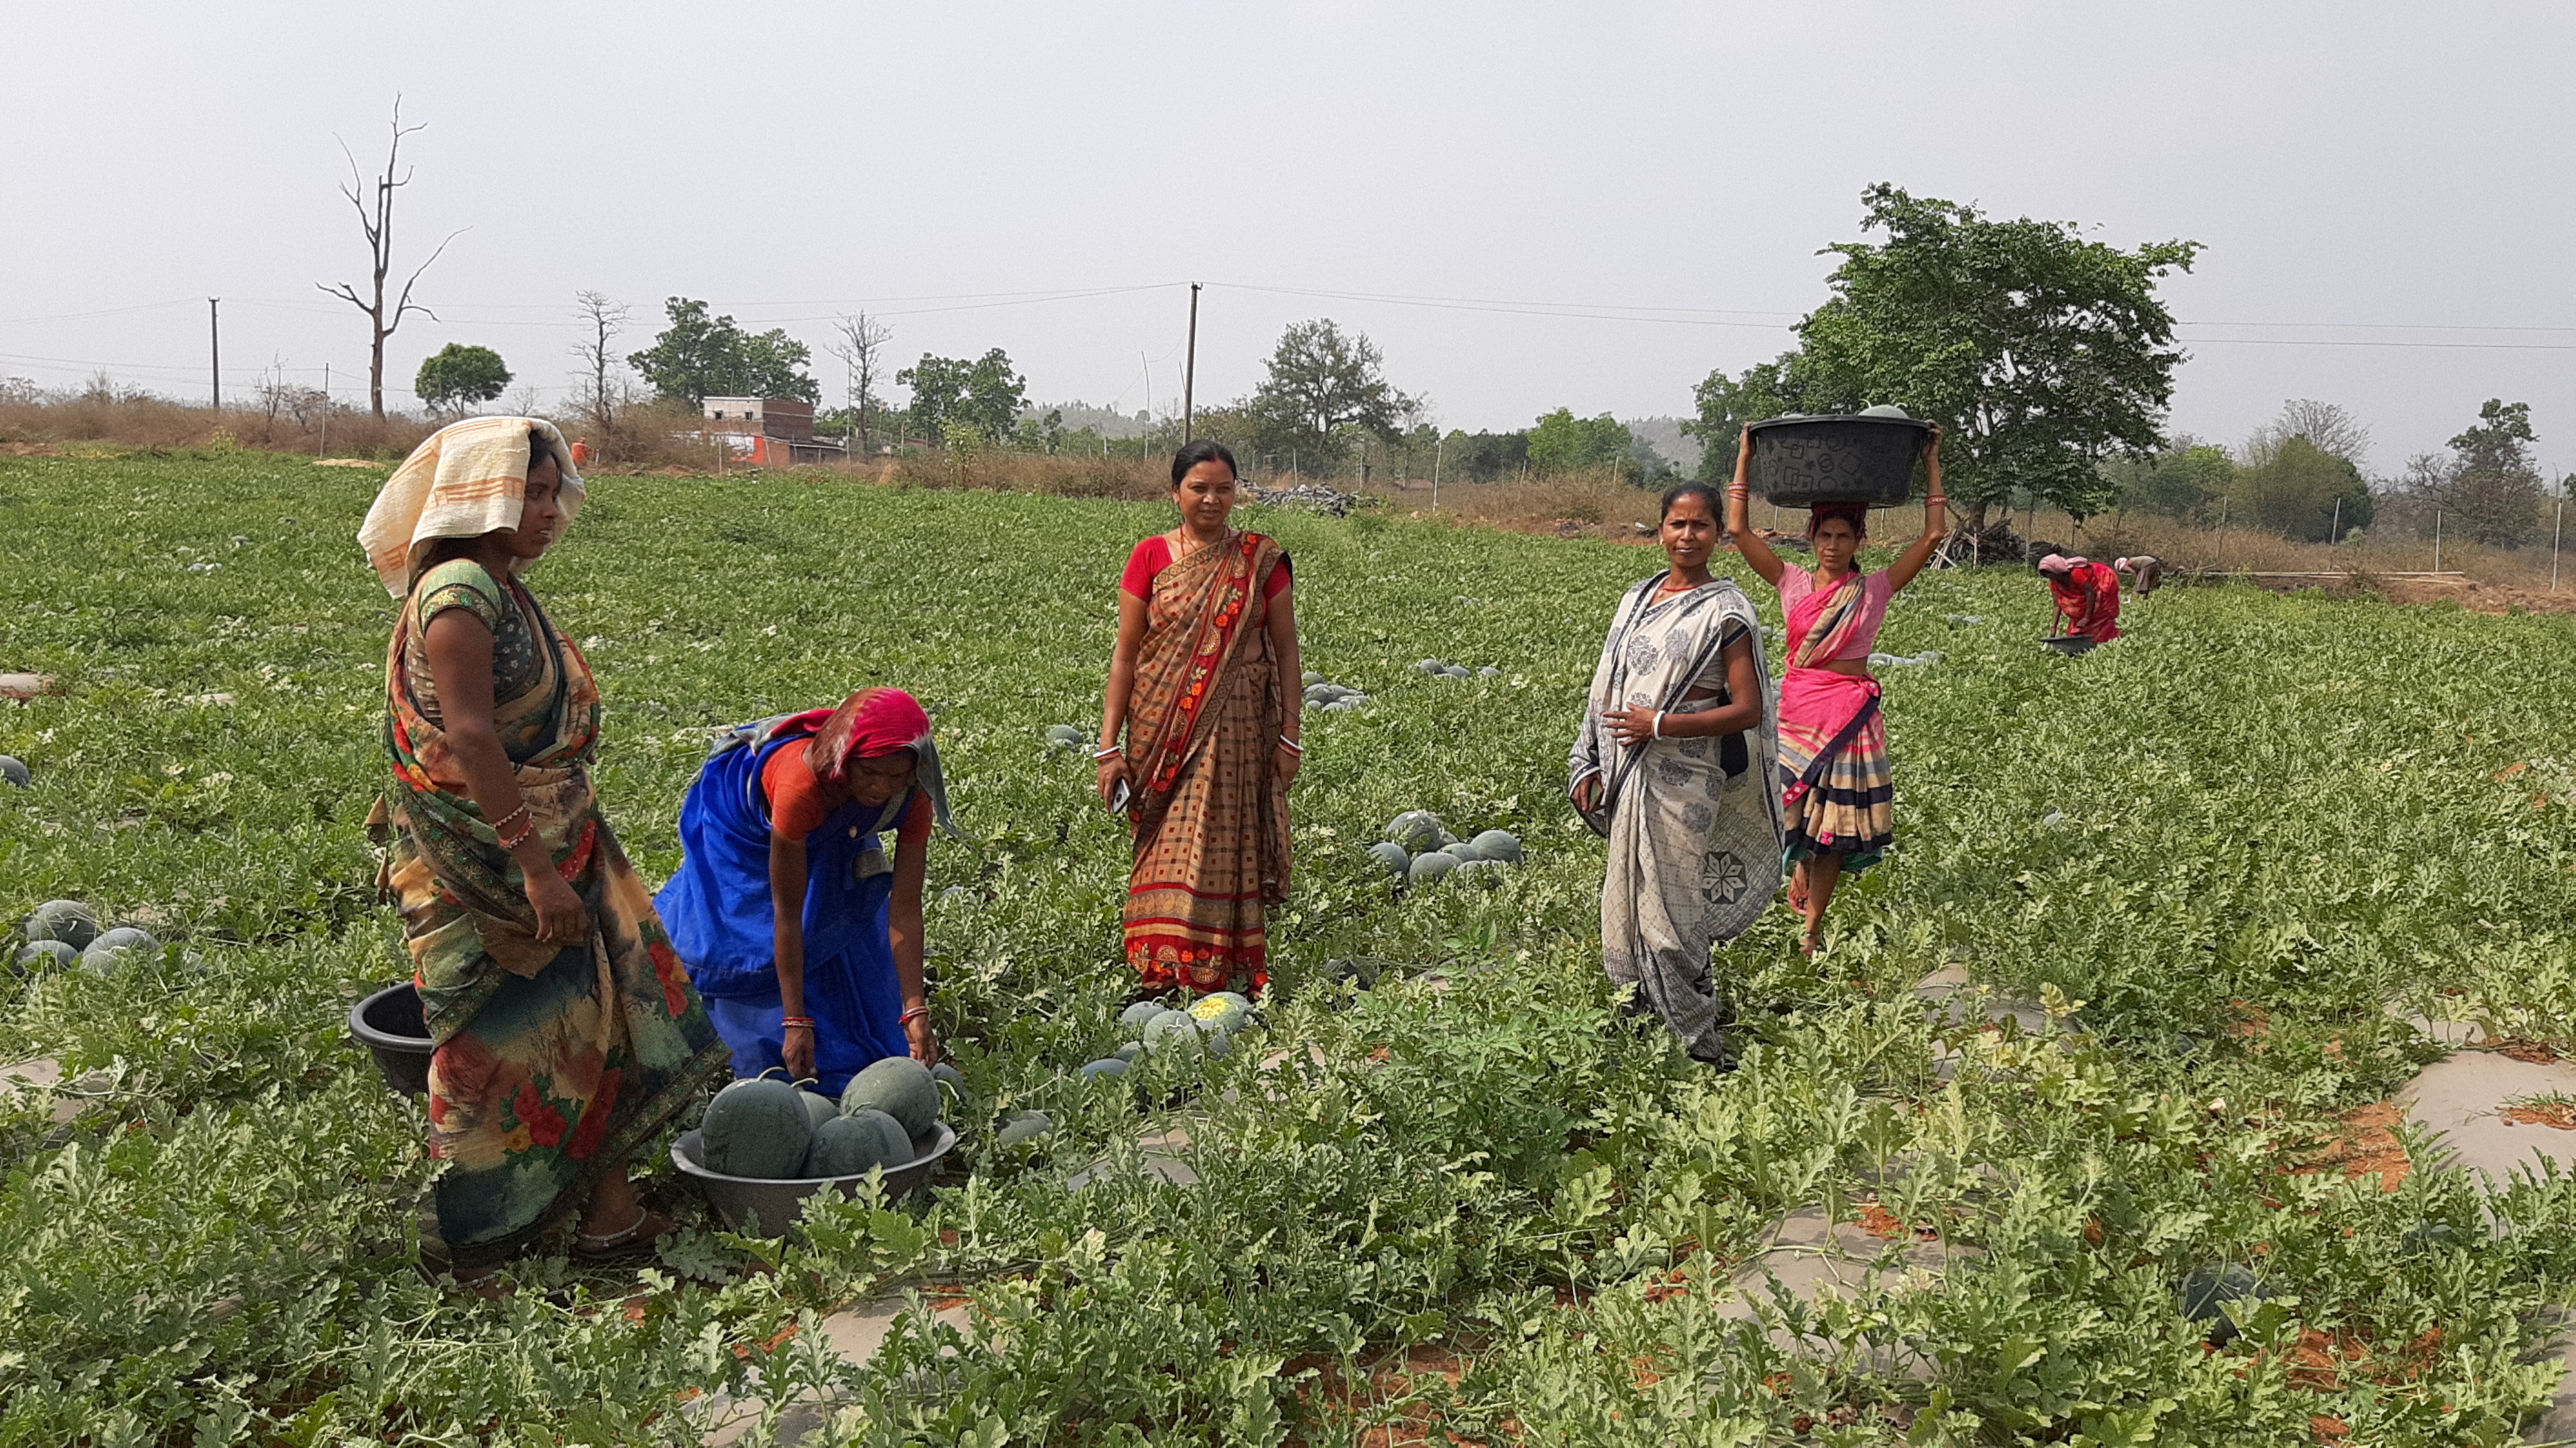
[2039,554,2123,643]
[2114,555,2165,597]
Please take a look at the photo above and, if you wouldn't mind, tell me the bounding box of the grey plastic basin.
[672,1121,956,1236]
[1746,413,1935,508]
[350,982,433,1096]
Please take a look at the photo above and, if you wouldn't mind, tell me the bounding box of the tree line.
[315,104,2559,541]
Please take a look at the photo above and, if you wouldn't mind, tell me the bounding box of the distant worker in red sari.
[1725,424,1950,955]
[2040,554,2123,643]
[1097,441,1301,997]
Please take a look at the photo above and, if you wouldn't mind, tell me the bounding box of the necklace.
[1172,526,1232,560]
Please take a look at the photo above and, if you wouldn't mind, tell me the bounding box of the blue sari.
[654,717,911,1095]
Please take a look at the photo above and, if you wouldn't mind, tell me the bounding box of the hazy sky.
[8,2,2573,477]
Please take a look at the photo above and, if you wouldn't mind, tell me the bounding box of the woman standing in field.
[1725,425,1949,955]
[1097,441,1300,997]
[654,689,956,1093]
[1569,483,1780,1062]
[360,417,726,1283]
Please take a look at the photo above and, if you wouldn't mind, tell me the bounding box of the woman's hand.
[782,1022,816,1082]
[904,1011,938,1063]
[1572,772,1603,815]
[1095,754,1129,809]
[1274,740,1303,789]
[1604,704,1664,748]
[523,865,591,944]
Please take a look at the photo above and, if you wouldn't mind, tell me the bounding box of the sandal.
[449,1264,513,1301]
[574,1207,674,1264]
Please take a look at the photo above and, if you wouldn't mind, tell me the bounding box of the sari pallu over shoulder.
[1120,531,1291,993]
[1775,571,1894,869]
[382,573,724,1270]
[1567,574,1781,1061]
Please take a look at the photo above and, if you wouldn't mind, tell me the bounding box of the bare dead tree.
[830,312,892,452]
[318,98,464,418]
[570,290,632,435]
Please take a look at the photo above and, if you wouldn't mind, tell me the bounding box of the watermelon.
[14,940,76,972]
[931,1061,970,1112]
[700,1076,815,1179]
[1190,992,1252,1033]
[1112,1041,1144,1062]
[25,900,99,950]
[1450,860,1505,886]
[845,1107,916,1169]
[1118,1000,1168,1036]
[996,1109,1054,1147]
[805,1111,902,1176]
[0,756,26,787]
[2177,1265,2267,1346]
[82,926,162,977]
[1302,684,1334,707]
[1079,1056,1131,1079]
[1469,829,1523,864]
[841,1056,940,1137]
[1201,1027,1234,1059]
[799,1090,841,1133]
[1142,1010,1202,1055]
[1445,837,1485,862]
[1415,658,1443,674]
[1365,841,1410,877]
[1044,724,1085,750]
[1302,670,1323,687]
[1384,811,1446,854]
[1408,851,1461,885]
[1478,666,1502,678]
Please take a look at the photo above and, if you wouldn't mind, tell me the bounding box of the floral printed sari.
[381,570,725,1270]
[1119,531,1291,995]
[1776,571,1895,870]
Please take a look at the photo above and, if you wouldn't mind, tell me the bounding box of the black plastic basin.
[1747,413,1934,508]
[351,982,434,1096]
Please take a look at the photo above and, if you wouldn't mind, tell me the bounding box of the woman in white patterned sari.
[1568,482,1781,1063]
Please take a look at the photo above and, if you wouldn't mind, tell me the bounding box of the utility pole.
[208,298,221,409]
[1182,282,1200,443]
[1433,433,1444,511]
[2329,497,2340,544]
[2554,499,2564,592]
[2434,511,2443,573]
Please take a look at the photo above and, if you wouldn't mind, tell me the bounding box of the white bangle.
[1090,746,1121,762]
[1650,711,1663,740]
[1278,735,1303,754]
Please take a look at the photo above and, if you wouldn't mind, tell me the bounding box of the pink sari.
[1775,570,1894,868]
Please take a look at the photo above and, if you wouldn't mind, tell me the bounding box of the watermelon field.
[10,451,2576,1446]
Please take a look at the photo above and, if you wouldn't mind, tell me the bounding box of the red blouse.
[761,737,932,845]
[1121,535,1293,600]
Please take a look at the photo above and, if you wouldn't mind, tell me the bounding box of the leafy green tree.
[1527,409,1635,474]
[1789,185,2200,524]
[1246,320,1415,472]
[1682,357,1800,481]
[1438,428,1531,483]
[898,349,1026,446]
[2407,399,2545,546]
[2105,442,2234,523]
[412,343,511,416]
[627,297,819,406]
[2235,435,2369,540]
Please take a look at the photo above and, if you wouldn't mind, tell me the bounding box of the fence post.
[2554,500,2564,592]
[2435,511,2443,573]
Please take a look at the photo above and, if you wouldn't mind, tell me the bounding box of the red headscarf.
[1807,501,1869,538]
[770,688,933,784]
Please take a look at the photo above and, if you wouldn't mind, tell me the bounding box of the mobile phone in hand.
[1108,778,1132,813]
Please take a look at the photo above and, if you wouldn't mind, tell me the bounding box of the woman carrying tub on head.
[1725,424,1948,955]
[1097,440,1300,998]
[361,417,727,1282]
[655,689,957,1095]
[1569,482,1780,1064]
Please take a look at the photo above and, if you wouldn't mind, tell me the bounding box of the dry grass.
[0,384,435,458]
